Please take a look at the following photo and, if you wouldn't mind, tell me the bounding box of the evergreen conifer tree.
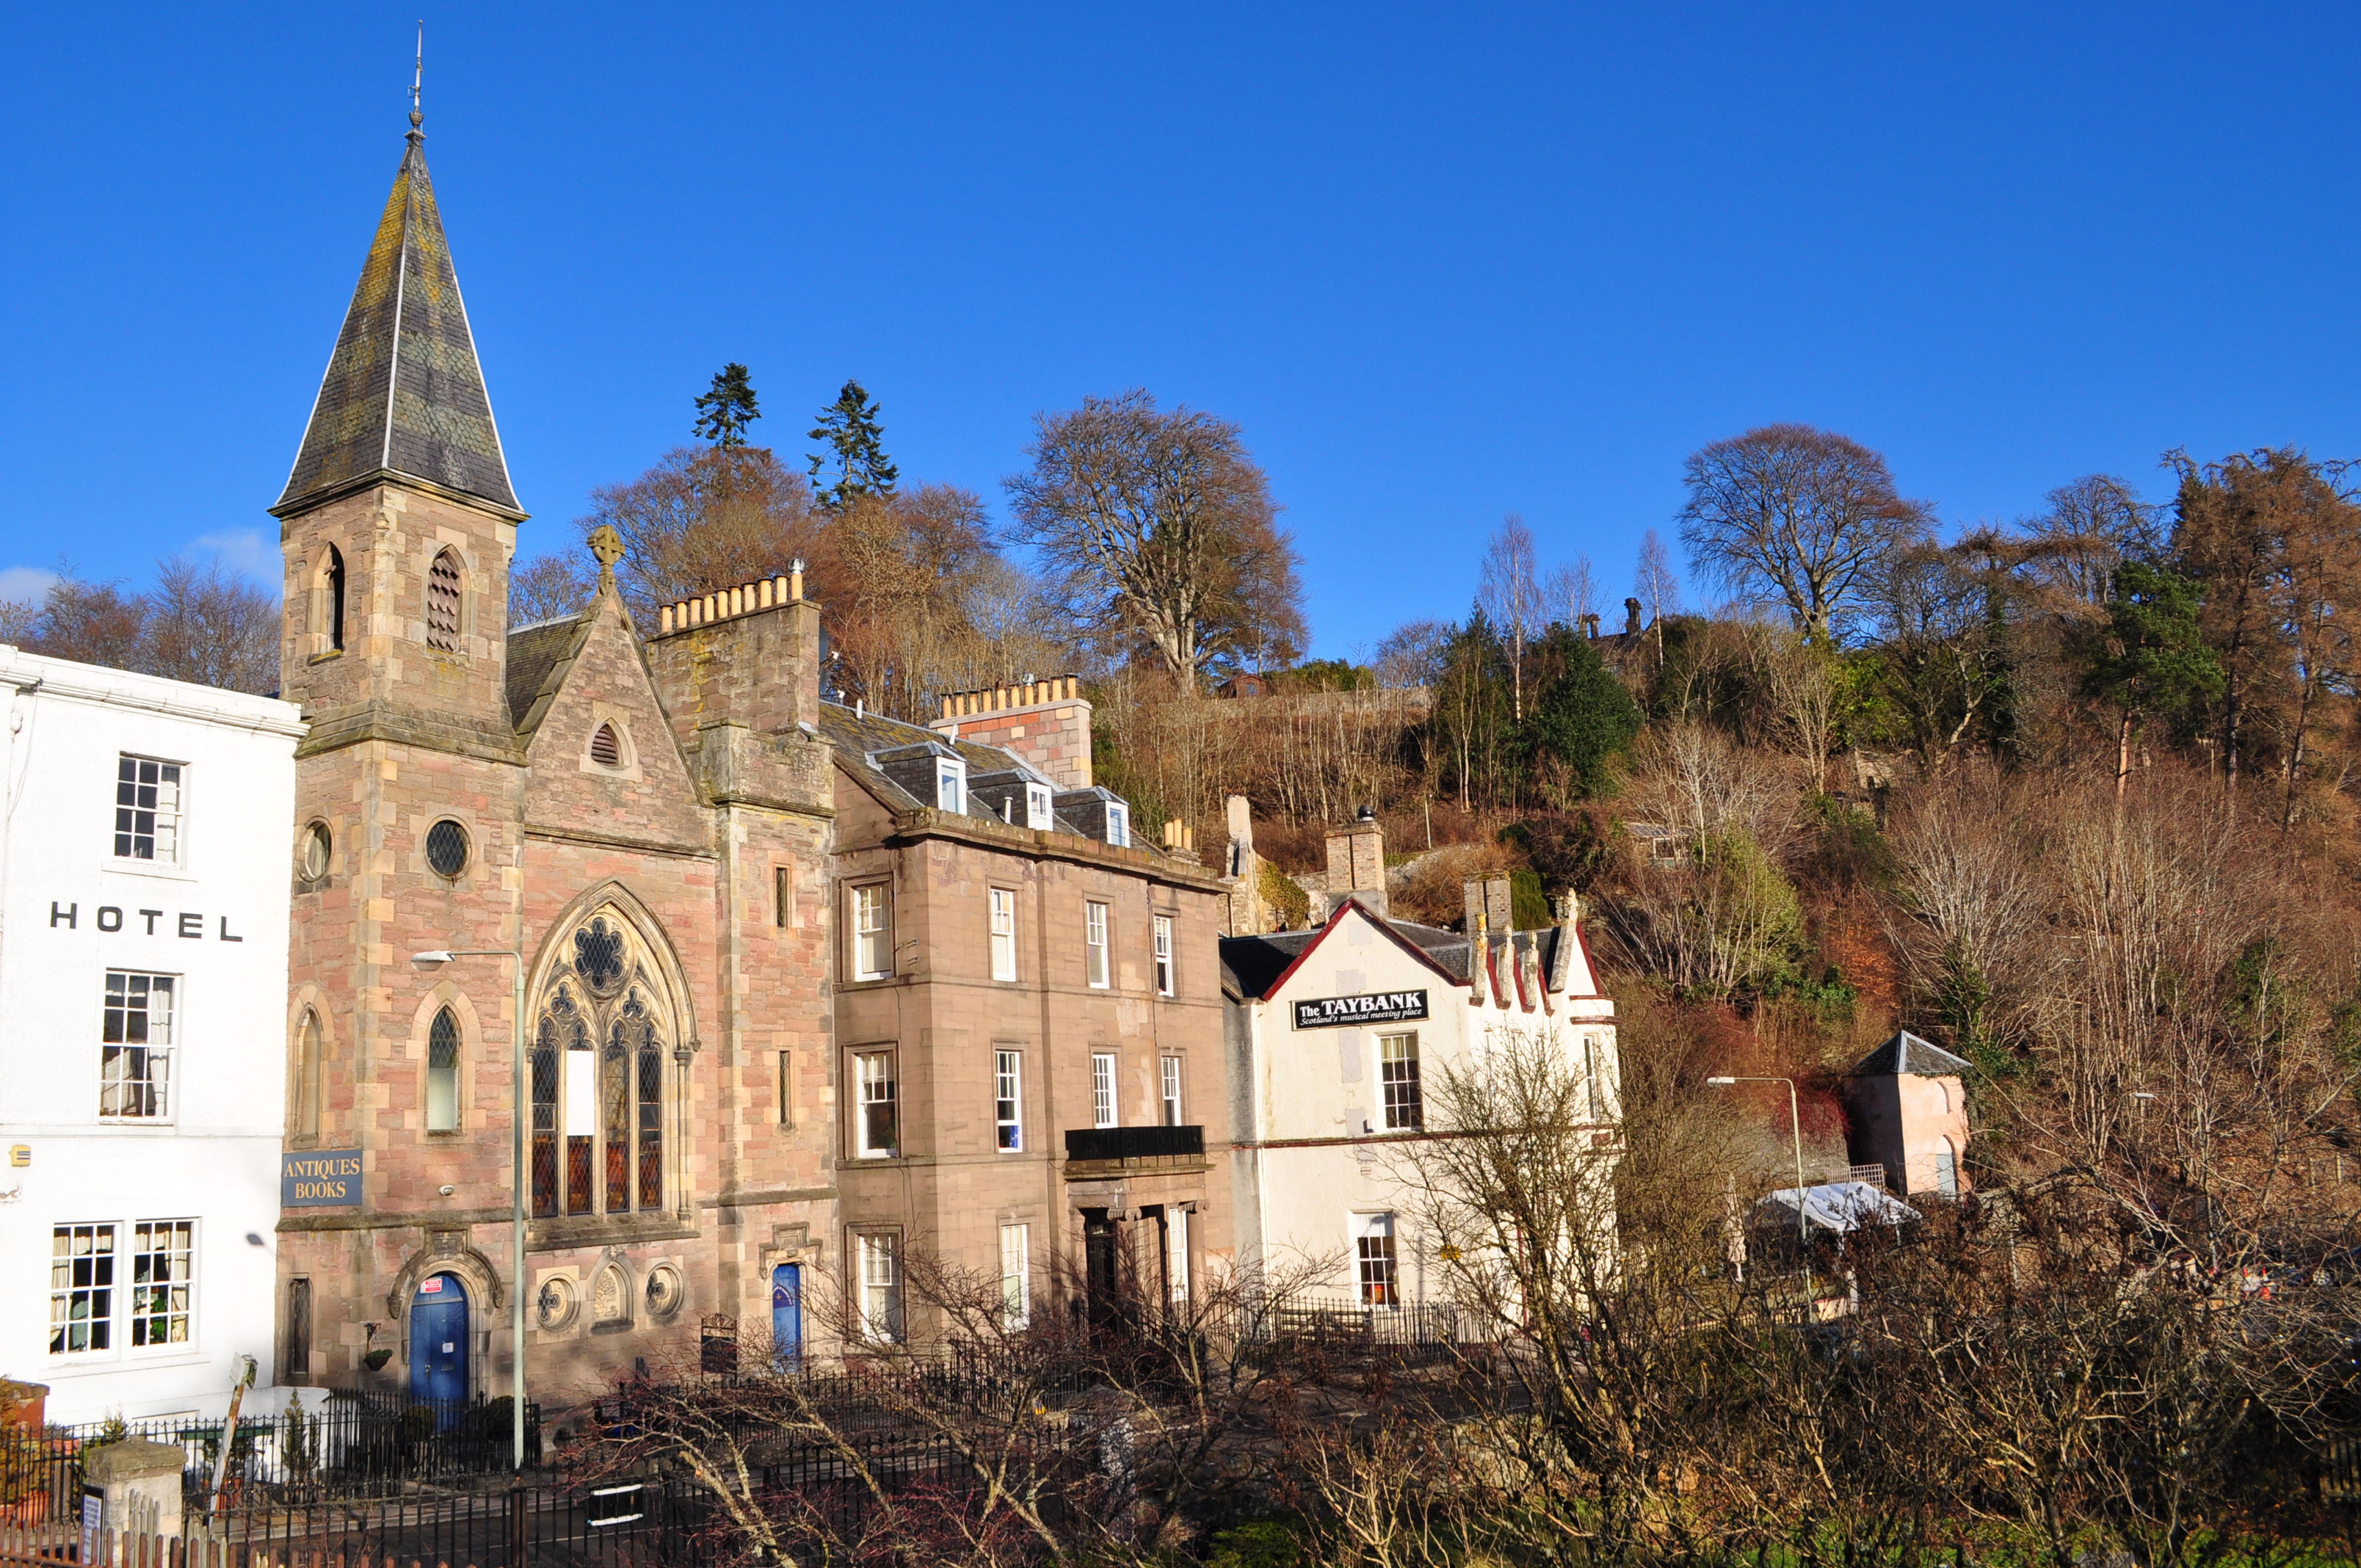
[807,380,900,509]
[693,363,762,448]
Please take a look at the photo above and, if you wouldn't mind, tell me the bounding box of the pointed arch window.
[315,545,346,653]
[294,1009,322,1140]
[426,549,463,653]
[529,917,670,1219]
[426,1007,460,1132]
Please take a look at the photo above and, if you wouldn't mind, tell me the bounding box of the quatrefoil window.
[574,919,626,995]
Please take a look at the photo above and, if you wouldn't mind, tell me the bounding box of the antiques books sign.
[282,1150,363,1206]
[1292,990,1429,1029]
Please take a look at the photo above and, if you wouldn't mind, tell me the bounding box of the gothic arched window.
[315,545,346,653]
[426,548,463,653]
[426,1007,461,1132]
[294,1009,322,1140]
[529,915,671,1219]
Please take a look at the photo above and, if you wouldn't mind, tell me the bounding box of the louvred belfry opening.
[426,551,462,651]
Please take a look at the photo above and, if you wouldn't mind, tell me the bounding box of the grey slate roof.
[504,614,593,736]
[1219,912,1565,1001]
[1850,1030,1974,1078]
[275,124,521,520]
[816,702,1153,851]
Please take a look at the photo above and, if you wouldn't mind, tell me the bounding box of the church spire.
[273,114,522,521]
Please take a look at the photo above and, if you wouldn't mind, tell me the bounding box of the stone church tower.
[272,109,836,1404]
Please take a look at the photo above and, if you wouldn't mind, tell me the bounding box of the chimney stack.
[1324,807,1388,919]
[1225,794,1263,936]
[929,676,1093,790]
[1464,872,1512,936]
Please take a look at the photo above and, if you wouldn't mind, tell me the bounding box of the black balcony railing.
[1064,1124,1204,1163]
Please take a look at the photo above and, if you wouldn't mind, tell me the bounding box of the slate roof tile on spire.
[273,120,522,520]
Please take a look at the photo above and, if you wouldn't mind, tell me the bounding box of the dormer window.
[1026,785,1052,830]
[1105,803,1130,849]
[936,757,966,813]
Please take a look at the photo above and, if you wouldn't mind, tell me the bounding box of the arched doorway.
[409,1273,471,1412]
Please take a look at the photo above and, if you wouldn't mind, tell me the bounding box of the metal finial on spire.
[408,21,424,135]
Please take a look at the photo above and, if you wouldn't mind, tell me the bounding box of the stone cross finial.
[587,526,625,595]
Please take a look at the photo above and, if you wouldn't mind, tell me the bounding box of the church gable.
[521,593,708,849]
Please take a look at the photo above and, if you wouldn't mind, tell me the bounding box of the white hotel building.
[0,646,302,1423]
[1219,818,1622,1308]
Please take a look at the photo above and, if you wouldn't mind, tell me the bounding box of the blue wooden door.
[408,1273,470,1410]
[770,1263,803,1367]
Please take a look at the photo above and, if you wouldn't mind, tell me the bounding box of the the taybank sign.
[1291,989,1430,1029]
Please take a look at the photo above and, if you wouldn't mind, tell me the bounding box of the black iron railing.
[1063,1124,1203,1163]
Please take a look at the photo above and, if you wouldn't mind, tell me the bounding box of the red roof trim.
[1254,897,1467,1001]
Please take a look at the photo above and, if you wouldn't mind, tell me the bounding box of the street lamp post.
[1708,1075,1810,1247]
[413,946,529,1473]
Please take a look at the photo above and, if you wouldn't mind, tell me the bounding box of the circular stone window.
[644,1264,686,1320]
[424,819,471,879]
[299,821,333,880]
[537,1275,578,1330]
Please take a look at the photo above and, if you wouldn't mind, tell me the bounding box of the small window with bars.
[426,549,463,652]
[113,755,182,863]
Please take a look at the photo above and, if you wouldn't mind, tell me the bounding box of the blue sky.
[7,5,2361,658]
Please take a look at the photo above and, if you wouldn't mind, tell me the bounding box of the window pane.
[1380,1033,1424,1131]
[1092,1053,1117,1128]
[858,1052,898,1155]
[101,972,174,1119]
[990,889,1018,981]
[130,1221,194,1347]
[860,1233,903,1340]
[1357,1215,1399,1307]
[49,1224,116,1355]
[1000,1223,1030,1327]
[427,1008,460,1132]
[995,1050,1023,1152]
[1161,1056,1183,1126]
[1085,902,1109,988]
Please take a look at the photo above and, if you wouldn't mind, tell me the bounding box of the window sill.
[101,860,197,884]
[308,650,344,666]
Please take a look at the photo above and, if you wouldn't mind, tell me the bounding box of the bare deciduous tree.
[1006,390,1305,688]
[1678,423,1932,642]
[1477,514,1542,720]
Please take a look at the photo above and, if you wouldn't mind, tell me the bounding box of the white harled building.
[0,646,302,1423]
[1219,813,1621,1308]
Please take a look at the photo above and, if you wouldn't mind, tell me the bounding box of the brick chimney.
[1225,794,1263,936]
[1464,871,1512,935]
[1324,807,1387,919]
[643,568,824,738]
[930,677,1092,789]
